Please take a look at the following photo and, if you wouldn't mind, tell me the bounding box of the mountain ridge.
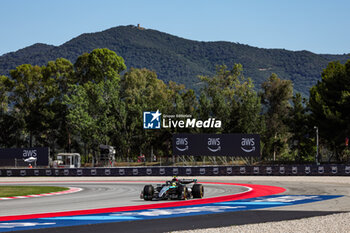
[1,25,349,96]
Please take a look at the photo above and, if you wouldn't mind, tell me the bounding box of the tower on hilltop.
[137,24,145,30]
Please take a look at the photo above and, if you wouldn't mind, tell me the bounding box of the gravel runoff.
[2,176,350,233]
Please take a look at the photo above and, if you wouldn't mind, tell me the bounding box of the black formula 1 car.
[140,178,204,200]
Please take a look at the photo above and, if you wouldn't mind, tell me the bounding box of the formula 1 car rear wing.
[178,179,198,184]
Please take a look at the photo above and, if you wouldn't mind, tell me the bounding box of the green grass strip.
[0,186,69,197]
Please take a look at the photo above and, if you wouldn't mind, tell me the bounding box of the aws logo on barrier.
[22,149,37,157]
[175,138,188,151]
[172,134,260,157]
[207,138,221,152]
[241,138,255,153]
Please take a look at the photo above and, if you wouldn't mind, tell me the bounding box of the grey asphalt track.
[0,180,248,217]
[1,176,349,232]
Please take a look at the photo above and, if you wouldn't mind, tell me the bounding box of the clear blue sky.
[0,0,349,55]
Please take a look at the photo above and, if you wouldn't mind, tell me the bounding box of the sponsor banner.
[1,165,350,177]
[173,134,260,157]
[0,147,49,166]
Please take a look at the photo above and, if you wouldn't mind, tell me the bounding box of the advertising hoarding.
[172,134,260,157]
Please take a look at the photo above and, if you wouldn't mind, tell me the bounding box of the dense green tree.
[41,58,75,153]
[0,75,12,112]
[64,78,124,153]
[261,73,293,160]
[65,49,126,162]
[64,84,92,147]
[6,59,75,152]
[167,81,186,115]
[198,91,211,121]
[74,48,126,84]
[199,65,238,132]
[0,75,24,147]
[309,60,350,161]
[228,76,264,134]
[0,112,24,147]
[9,64,51,147]
[288,93,315,162]
[120,68,170,159]
[182,89,197,117]
[199,64,263,134]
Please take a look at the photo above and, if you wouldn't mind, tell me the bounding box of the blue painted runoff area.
[0,195,342,232]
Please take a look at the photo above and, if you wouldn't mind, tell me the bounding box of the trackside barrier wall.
[1,165,350,177]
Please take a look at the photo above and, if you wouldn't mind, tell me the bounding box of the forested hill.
[0,25,349,96]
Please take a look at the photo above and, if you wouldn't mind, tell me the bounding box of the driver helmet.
[172,176,178,181]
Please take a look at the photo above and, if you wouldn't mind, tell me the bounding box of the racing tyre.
[143,185,154,200]
[192,184,204,198]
